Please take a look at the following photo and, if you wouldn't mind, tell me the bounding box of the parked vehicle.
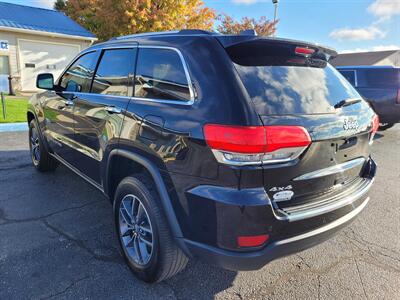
[28,30,378,283]
[337,66,400,130]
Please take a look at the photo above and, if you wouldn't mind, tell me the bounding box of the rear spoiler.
[215,35,338,62]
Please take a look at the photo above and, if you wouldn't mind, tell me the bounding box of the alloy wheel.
[30,127,40,165]
[119,194,154,266]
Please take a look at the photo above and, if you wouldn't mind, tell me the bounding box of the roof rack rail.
[112,29,214,40]
[113,31,179,40]
[240,29,257,36]
[177,29,214,35]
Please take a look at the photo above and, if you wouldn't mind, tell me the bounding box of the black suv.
[28,30,378,283]
[337,66,400,130]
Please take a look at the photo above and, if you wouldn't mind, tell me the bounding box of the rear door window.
[60,51,98,93]
[134,48,191,101]
[91,48,136,96]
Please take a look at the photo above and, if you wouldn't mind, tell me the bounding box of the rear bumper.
[182,196,369,271]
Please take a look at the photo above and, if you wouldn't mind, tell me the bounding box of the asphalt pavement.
[0,126,399,299]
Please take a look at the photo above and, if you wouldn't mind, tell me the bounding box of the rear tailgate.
[224,37,376,219]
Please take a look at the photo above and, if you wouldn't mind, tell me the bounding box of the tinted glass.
[357,69,399,88]
[60,52,98,93]
[339,70,356,86]
[91,49,136,96]
[235,63,360,115]
[135,48,191,101]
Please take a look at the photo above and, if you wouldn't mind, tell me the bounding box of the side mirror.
[36,73,54,90]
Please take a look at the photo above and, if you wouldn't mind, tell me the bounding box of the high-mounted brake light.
[370,114,379,144]
[295,47,315,56]
[204,125,311,166]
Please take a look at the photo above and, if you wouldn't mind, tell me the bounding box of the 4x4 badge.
[343,118,359,131]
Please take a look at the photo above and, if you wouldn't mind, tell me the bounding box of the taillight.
[204,124,311,166]
[370,114,379,144]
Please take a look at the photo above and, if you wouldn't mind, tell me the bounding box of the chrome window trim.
[68,92,194,106]
[135,45,196,104]
[57,44,196,105]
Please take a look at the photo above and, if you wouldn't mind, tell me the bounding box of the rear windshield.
[234,62,361,115]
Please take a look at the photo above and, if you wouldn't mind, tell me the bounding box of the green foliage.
[53,0,66,11]
[0,97,28,123]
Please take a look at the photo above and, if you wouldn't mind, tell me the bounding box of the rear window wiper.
[334,98,361,109]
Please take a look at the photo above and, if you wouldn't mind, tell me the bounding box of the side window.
[134,48,191,101]
[339,70,356,86]
[91,48,136,96]
[60,52,98,93]
[361,69,399,88]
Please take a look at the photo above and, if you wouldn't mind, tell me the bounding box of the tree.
[57,0,216,41]
[53,0,66,11]
[217,15,277,36]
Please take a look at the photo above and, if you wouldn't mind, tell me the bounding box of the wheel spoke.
[131,197,140,223]
[125,235,135,247]
[139,235,152,247]
[120,208,132,226]
[120,223,131,237]
[137,203,144,224]
[121,200,133,225]
[139,225,152,234]
[133,236,143,264]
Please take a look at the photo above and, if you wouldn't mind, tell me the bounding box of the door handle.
[58,99,74,109]
[105,106,122,114]
[64,100,74,106]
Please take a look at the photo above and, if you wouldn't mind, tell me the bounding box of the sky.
[3,0,400,53]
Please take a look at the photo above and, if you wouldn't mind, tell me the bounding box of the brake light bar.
[204,124,311,166]
[295,46,315,56]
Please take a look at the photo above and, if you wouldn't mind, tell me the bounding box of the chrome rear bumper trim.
[274,178,373,222]
[293,157,366,181]
[276,196,370,245]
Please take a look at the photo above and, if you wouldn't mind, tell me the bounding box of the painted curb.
[0,122,28,132]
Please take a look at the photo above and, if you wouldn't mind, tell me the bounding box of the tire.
[113,174,188,283]
[28,120,58,172]
[378,123,395,131]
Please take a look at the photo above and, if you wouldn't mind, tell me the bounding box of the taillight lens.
[204,124,311,166]
[370,114,379,144]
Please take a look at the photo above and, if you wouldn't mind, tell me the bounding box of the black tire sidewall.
[378,123,394,131]
[29,120,41,168]
[113,177,161,282]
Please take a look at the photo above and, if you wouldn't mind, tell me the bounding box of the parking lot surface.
[0,127,399,300]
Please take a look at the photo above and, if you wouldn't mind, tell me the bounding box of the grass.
[0,96,29,123]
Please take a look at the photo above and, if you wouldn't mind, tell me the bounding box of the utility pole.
[272,0,279,36]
